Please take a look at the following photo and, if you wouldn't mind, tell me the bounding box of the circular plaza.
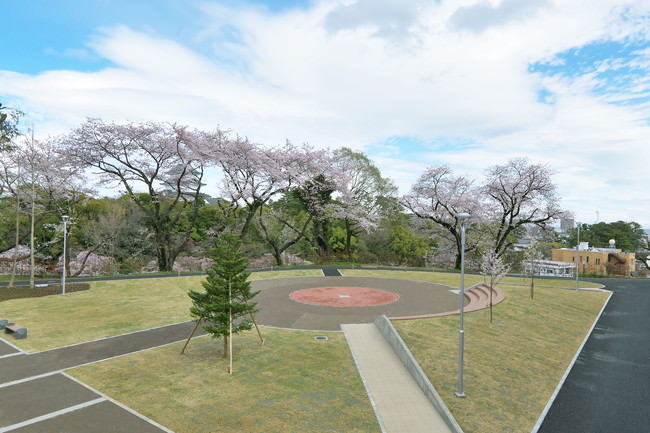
[252,276,460,331]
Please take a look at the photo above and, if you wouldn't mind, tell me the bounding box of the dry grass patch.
[393,283,610,433]
[70,328,380,433]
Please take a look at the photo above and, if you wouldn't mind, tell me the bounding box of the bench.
[4,323,27,339]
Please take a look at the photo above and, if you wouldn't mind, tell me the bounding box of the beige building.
[552,245,636,277]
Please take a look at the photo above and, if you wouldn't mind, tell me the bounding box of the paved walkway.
[536,278,650,433]
[343,323,454,433]
[1,272,464,432]
[0,322,205,433]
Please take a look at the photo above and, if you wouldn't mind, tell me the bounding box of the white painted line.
[32,321,196,355]
[0,352,23,360]
[1,334,212,389]
[62,373,176,433]
[0,397,106,432]
[0,372,61,390]
[62,336,204,371]
[0,337,27,354]
[530,289,614,433]
[449,289,461,294]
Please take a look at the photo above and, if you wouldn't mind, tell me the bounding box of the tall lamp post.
[575,222,580,291]
[61,215,69,296]
[455,212,470,398]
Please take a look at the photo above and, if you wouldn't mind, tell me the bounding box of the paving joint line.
[0,371,60,389]
[26,321,196,355]
[0,397,106,432]
[0,338,26,354]
[62,373,176,433]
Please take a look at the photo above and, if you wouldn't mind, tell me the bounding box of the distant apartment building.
[560,217,575,234]
[551,243,636,276]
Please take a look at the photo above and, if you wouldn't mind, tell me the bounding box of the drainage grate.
[314,336,329,341]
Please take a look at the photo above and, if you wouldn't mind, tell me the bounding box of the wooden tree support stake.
[180,319,202,355]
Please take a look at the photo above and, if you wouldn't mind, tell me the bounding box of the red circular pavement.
[290,286,400,307]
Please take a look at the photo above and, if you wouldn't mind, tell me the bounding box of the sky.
[1,0,649,228]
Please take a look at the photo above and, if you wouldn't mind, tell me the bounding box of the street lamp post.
[455,212,470,398]
[575,222,580,291]
[62,215,69,296]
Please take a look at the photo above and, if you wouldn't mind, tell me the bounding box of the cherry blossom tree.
[63,119,213,271]
[480,250,510,323]
[482,158,562,257]
[401,165,480,269]
[257,193,313,266]
[0,148,22,286]
[198,137,325,240]
[4,134,83,286]
[523,241,543,300]
[294,173,337,257]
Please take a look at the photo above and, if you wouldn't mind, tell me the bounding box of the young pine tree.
[188,236,259,362]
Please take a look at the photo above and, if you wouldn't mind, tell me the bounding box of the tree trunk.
[489,280,493,324]
[71,244,104,277]
[8,196,20,288]
[29,180,35,288]
[273,248,283,266]
[454,232,462,270]
[345,219,353,260]
[154,228,173,272]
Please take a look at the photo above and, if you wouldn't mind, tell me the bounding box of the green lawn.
[1,269,323,352]
[70,328,380,433]
[393,283,610,433]
[2,268,609,433]
[341,268,602,290]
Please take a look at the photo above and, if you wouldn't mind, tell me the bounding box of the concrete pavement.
[0,322,201,433]
[0,272,465,432]
[344,323,455,433]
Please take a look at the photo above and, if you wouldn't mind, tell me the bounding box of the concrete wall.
[374,315,464,433]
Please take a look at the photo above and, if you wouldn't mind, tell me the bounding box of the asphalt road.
[537,278,650,433]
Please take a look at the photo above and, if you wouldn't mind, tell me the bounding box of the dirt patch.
[0,283,91,302]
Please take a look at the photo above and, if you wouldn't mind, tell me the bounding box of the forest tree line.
[1,114,648,283]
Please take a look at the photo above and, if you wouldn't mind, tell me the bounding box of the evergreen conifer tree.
[188,236,259,362]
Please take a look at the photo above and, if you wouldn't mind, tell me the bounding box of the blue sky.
[2,0,649,227]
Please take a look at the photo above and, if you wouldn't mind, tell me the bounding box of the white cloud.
[0,0,649,225]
